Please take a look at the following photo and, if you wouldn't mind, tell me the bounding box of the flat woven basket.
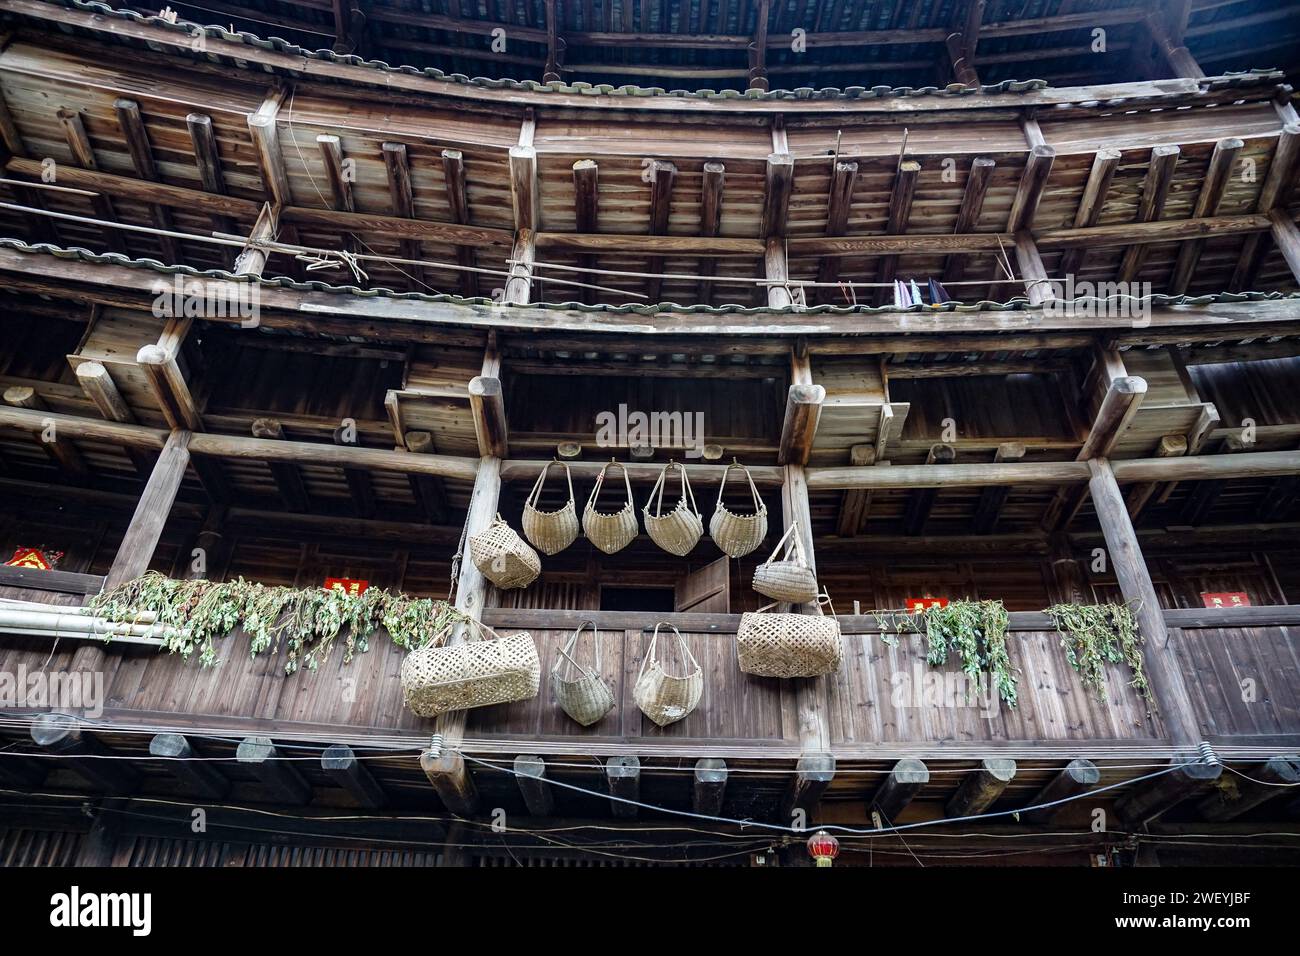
[582,460,639,554]
[643,460,703,556]
[470,514,541,589]
[400,620,540,718]
[633,622,703,727]
[522,460,579,555]
[737,602,843,678]
[752,521,819,604]
[551,620,615,726]
[710,461,768,558]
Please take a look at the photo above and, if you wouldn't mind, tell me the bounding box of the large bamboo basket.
[470,515,542,589]
[551,620,615,726]
[633,622,703,727]
[400,620,540,718]
[737,602,843,678]
[752,522,819,604]
[522,460,580,555]
[643,461,703,556]
[582,460,638,554]
[709,461,768,558]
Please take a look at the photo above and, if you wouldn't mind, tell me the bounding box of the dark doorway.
[599,586,676,612]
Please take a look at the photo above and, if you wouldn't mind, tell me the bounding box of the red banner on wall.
[1201,591,1250,608]
[906,597,949,614]
[324,577,369,595]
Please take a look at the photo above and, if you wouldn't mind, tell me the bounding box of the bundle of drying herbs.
[1045,602,1150,701]
[90,572,466,673]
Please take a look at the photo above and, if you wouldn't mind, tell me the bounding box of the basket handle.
[648,461,697,518]
[587,459,633,512]
[639,621,699,680]
[715,459,763,512]
[553,619,600,680]
[762,521,802,566]
[528,460,574,509]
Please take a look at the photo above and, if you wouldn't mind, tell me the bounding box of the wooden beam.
[972,441,1026,534]
[1022,758,1100,823]
[1013,230,1055,305]
[943,156,994,282]
[903,443,956,535]
[420,750,479,815]
[233,201,279,278]
[815,160,858,295]
[1231,123,1300,290]
[2,386,88,481]
[1116,758,1221,825]
[321,744,388,809]
[380,141,427,292]
[30,714,139,794]
[1196,757,1299,821]
[777,383,824,466]
[250,418,311,512]
[509,144,540,233]
[112,98,179,263]
[1145,10,1205,80]
[760,152,794,238]
[104,429,192,589]
[542,0,562,82]
[1169,138,1243,294]
[1126,434,1187,519]
[333,424,376,519]
[1007,144,1056,232]
[514,755,555,816]
[1089,458,1201,751]
[946,0,985,86]
[693,758,728,816]
[606,755,641,818]
[873,159,921,305]
[780,752,835,820]
[55,108,127,255]
[186,112,236,256]
[870,757,929,821]
[442,149,478,297]
[331,0,364,56]
[835,443,877,537]
[696,161,725,302]
[644,158,676,302]
[237,736,312,805]
[247,89,292,207]
[149,733,230,800]
[945,757,1016,817]
[1080,376,1147,461]
[765,236,792,309]
[503,228,536,305]
[1268,209,1300,285]
[571,158,598,304]
[468,375,509,459]
[74,360,132,424]
[747,0,770,91]
[136,344,202,433]
[316,134,355,213]
[404,430,450,523]
[1059,147,1122,276]
[1117,145,1181,283]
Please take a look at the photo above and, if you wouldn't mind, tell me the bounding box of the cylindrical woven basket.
[752,521,819,604]
[737,602,843,678]
[470,515,542,589]
[710,461,768,558]
[400,620,541,718]
[582,461,638,554]
[522,460,579,555]
[643,461,703,556]
[633,622,703,727]
[551,620,615,726]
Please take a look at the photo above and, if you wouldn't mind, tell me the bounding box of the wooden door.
[675,556,730,613]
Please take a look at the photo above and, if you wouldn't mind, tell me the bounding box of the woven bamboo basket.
[551,620,615,726]
[400,620,540,718]
[752,521,819,604]
[470,515,541,589]
[737,602,843,678]
[643,460,703,556]
[522,460,579,555]
[633,622,703,727]
[709,461,768,558]
[582,460,638,554]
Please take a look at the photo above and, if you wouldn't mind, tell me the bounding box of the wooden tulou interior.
[0,0,1298,866]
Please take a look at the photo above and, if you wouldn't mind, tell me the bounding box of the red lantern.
[807,830,839,868]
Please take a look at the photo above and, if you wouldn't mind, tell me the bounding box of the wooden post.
[761,152,794,238]
[56,108,127,255]
[903,443,957,535]
[236,736,312,805]
[503,228,536,305]
[872,159,921,305]
[136,345,203,433]
[1268,208,1300,285]
[1195,757,1299,821]
[30,714,139,794]
[514,755,555,816]
[321,744,388,809]
[972,442,1025,533]
[816,161,858,295]
[1060,147,1122,276]
[443,149,478,297]
[404,430,449,524]
[149,732,230,800]
[247,95,291,207]
[606,755,641,818]
[644,158,676,302]
[777,384,824,466]
[104,430,192,589]
[945,758,1016,817]
[1088,458,1201,751]
[1008,144,1056,232]
[765,237,793,309]
[1116,758,1221,826]
[1013,231,1055,305]
[233,201,280,278]
[250,419,310,512]
[1023,758,1100,824]
[468,375,509,459]
[114,98,180,263]
[1169,138,1244,294]
[1118,145,1181,283]
[572,158,598,304]
[781,752,835,820]
[333,424,376,518]
[696,162,725,302]
[944,156,994,282]
[2,386,89,481]
[693,759,728,816]
[381,141,427,291]
[870,757,929,821]
[835,443,877,536]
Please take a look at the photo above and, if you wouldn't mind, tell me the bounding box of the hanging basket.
[582,460,639,554]
[737,601,843,678]
[633,622,703,727]
[522,460,579,555]
[400,619,541,718]
[470,515,541,589]
[551,620,615,726]
[710,461,768,558]
[643,461,704,556]
[752,522,819,604]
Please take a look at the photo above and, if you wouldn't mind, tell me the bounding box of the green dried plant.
[89,572,466,673]
[921,600,1017,708]
[1045,602,1150,701]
